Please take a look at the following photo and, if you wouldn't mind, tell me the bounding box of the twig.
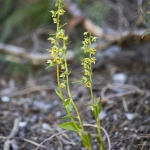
[8,118,21,138]
[21,138,47,149]
[3,117,21,150]
[140,141,147,150]
[58,136,76,145]
[55,136,63,150]
[64,0,104,37]
[3,140,10,150]
[35,130,67,150]
[35,124,110,150]
[0,85,55,97]
[0,136,47,149]
[0,43,74,65]
[0,136,7,140]
[100,83,144,102]
[83,124,111,150]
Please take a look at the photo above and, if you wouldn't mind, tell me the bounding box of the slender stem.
[56,64,83,138]
[64,48,86,135]
[96,118,103,150]
[89,54,94,104]
[90,86,95,104]
[89,54,103,150]
[55,2,83,139]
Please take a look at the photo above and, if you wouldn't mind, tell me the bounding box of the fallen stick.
[100,83,144,102]
[0,85,55,97]
[3,117,21,150]
[0,43,74,65]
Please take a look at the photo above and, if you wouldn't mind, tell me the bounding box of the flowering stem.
[89,72,102,150]
[96,117,103,150]
[56,64,83,138]
[81,32,103,149]
[55,3,84,138]
[63,46,86,135]
[89,64,95,104]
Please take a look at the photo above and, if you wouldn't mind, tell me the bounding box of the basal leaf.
[59,122,80,132]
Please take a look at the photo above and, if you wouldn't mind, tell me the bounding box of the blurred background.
[0,0,150,149]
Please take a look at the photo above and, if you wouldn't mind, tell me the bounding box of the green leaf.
[59,122,80,132]
[61,115,76,120]
[64,94,74,112]
[97,136,101,145]
[97,136,105,149]
[64,98,70,106]
[55,2,59,7]
[97,99,102,112]
[90,99,102,119]
[46,63,55,69]
[55,89,63,99]
[68,102,73,112]
[82,133,92,149]
[61,115,70,120]
[64,98,73,112]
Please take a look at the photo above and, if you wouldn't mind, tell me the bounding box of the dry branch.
[0,43,74,65]
[64,0,104,37]
[100,83,144,102]
[0,0,149,66]
[0,85,55,97]
[3,118,21,150]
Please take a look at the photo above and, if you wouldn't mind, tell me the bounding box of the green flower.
[83,39,90,45]
[47,59,52,64]
[90,57,96,64]
[81,46,88,53]
[83,32,88,36]
[60,83,66,88]
[54,57,62,64]
[82,63,89,69]
[91,36,97,42]
[85,81,91,88]
[53,18,57,23]
[57,29,65,39]
[60,73,65,78]
[84,69,90,76]
[61,64,65,70]
[58,9,65,15]
[58,49,63,55]
[84,58,91,64]
[63,36,68,41]
[50,10,57,17]
[82,76,88,83]
[48,37,55,44]
[52,46,59,52]
[89,48,96,55]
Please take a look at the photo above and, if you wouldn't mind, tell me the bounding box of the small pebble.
[33,101,52,110]
[112,73,127,84]
[19,122,27,127]
[1,96,10,102]
[136,136,141,140]
[42,123,51,130]
[55,111,61,118]
[123,127,129,131]
[125,113,135,121]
